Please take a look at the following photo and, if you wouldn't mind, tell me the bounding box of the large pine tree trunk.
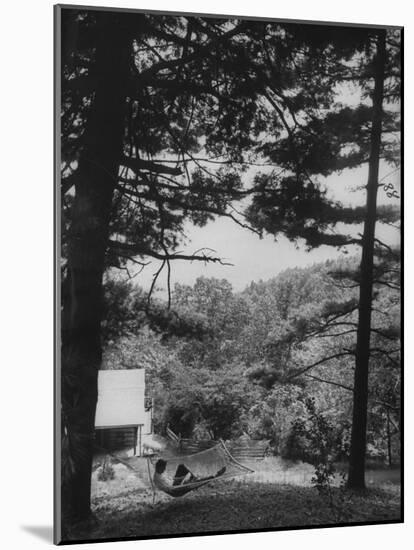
[347,30,386,489]
[61,13,131,524]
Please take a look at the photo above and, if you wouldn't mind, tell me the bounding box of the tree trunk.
[347,30,386,489]
[61,12,131,525]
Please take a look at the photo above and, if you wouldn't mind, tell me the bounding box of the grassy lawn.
[65,456,401,542]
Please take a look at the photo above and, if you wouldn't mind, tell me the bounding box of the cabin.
[94,369,153,456]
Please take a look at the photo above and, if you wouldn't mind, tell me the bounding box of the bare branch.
[374,279,400,290]
[121,156,183,176]
[287,351,354,381]
[371,399,400,412]
[369,347,400,367]
[108,240,233,265]
[146,260,166,309]
[374,237,393,254]
[370,327,400,340]
[304,373,353,392]
[314,329,357,339]
[147,156,284,169]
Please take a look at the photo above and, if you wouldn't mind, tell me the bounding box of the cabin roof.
[94,369,146,428]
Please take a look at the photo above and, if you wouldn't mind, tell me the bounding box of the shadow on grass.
[64,480,401,543]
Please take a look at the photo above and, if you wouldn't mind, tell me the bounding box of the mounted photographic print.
[54,4,403,544]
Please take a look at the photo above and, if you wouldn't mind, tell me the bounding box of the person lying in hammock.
[154,458,226,492]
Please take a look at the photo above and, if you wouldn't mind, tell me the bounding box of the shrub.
[97,458,115,481]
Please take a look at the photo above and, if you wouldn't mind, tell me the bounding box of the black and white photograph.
[55,4,402,544]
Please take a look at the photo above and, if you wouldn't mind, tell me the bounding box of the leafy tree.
[244,27,401,488]
[245,384,306,454]
[150,264,398,464]
[60,8,272,522]
[172,277,250,369]
[153,361,257,439]
[99,262,399,469]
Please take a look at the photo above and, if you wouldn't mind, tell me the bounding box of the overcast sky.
[128,161,400,297]
[113,72,402,298]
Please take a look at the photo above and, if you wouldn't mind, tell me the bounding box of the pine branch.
[135,21,247,82]
[117,185,260,234]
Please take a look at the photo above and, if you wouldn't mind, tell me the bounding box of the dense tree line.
[101,256,400,466]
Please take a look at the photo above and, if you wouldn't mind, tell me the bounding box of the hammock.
[147,439,254,498]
